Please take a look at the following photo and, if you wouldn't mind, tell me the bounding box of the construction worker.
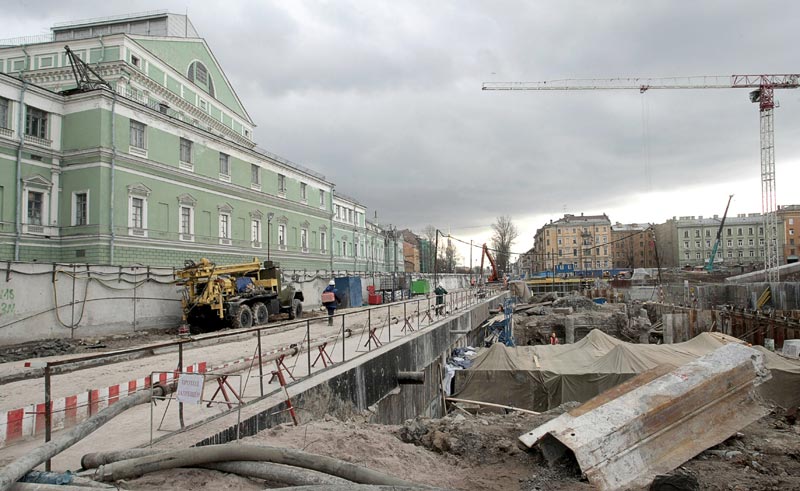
[549,331,559,345]
[322,280,340,326]
[434,284,448,316]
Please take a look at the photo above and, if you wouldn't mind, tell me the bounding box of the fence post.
[307,320,312,376]
[388,303,392,341]
[342,313,346,362]
[44,364,52,471]
[257,329,264,397]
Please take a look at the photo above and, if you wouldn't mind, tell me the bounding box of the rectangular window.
[0,97,9,129]
[251,219,261,246]
[748,238,754,246]
[180,206,194,239]
[348,209,353,223]
[319,190,325,207]
[27,191,43,225]
[130,121,146,149]
[74,192,87,226]
[278,174,286,193]
[219,213,231,240]
[250,164,260,184]
[726,228,732,236]
[790,218,795,225]
[25,106,48,139]
[278,224,286,246]
[179,138,192,164]
[300,183,307,201]
[131,197,144,229]
[726,239,732,247]
[695,230,700,237]
[342,240,347,257]
[684,231,689,238]
[748,227,754,235]
[705,230,710,237]
[737,239,743,246]
[300,229,308,250]
[219,153,230,176]
[320,231,327,252]
[737,228,743,236]
[727,250,732,258]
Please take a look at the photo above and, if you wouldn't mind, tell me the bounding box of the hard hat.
[329,280,335,286]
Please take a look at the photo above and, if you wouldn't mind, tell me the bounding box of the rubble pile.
[513,294,628,345]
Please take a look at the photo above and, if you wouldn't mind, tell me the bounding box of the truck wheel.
[231,304,253,329]
[252,302,269,325]
[289,298,303,320]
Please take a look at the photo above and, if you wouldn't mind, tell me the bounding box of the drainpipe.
[109,90,117,264]
[14,48,30,261]
[329,187,334,274]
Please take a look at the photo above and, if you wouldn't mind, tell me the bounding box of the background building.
[610,223,658,269]
[531,213,612,274]
[778,205,800,264]
[0,11,397,272]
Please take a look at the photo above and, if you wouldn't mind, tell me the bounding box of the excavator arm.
[482,244,499,282]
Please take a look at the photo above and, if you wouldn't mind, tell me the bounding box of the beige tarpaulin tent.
[453,329,800,411]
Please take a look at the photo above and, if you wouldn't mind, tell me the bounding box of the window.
[278,224,286,247]
[320,231,327,252]
[300,183,307,201]
[696,252,701,259]
[705,230,710,237]
[319,190,325,207]
[726,239,732,247]
[748,227,754,235]
[180,206,194,240]
[251,219,261,247]
[129,120,146,150]
[187,61,215,96]
[250,164,260,189]
[791,238,795,245]
[342,240,347,257]
[219,212,231,243]
[348,209,353,223]
[759,238,765,246]
[278,174,286,193]
[790,218,795,225]
[737,228,743,236]
[219,153,230,177]
[750,250,755,257]
[683,231,689,238]
[179,138,192,169]
[759,227,764,235]
[300,228,308,251]
[131,54,140,68]
[748,239,754,246]
[737,239,743,246]
[131,197,144,229]
[354,242,359,257]
[335,205,340,219]
[684,241,690,248]
[695,230,700,237]
[695,241,700,248]
[0,97,9,130]
[727,250,733,258]
[726,228,732,236]
[73,192,88,226]
[705,240,711,247]
[738,250,743,257]
[27,191,43,225]
[25,106,48,139]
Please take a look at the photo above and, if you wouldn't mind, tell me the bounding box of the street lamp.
[267,212,274,261]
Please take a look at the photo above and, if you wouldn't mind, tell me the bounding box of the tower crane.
[483,75,800,282]
[706,194,734,272]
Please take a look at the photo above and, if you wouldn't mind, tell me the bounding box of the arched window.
[187,61,215,97]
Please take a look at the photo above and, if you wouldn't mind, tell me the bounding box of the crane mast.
[484,75,800,281]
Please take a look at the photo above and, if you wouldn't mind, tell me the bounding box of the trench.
[193,293,508,446]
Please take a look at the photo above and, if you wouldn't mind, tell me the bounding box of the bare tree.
[421,225,437,273]
[437,238,460,273]
[491,216,519,275]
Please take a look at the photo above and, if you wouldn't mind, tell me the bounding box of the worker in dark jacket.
[322,280,340,326]
[434,284,448,316]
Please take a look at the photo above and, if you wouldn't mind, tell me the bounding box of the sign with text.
[176,373,205,404]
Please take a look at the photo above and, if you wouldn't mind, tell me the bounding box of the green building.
[0,11,398,272]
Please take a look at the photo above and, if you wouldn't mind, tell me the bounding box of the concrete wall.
[661,281,800,310]
[0,259,478,346]
[195,293,507,446]
[0,262,181,345]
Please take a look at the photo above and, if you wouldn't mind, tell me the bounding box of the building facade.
[0,11,396,272]
[777,205,800,263]
[531,213,612,274]
[610,223,658,269]
[673,213,784,269]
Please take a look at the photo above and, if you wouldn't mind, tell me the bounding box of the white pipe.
[13,47,30,261]
[109,90,117,264]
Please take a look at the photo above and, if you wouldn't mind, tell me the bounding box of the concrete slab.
[519,343,771,491]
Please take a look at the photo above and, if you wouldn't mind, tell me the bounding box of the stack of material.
[454,329,800,412]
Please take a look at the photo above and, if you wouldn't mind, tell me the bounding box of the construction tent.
[453,329,800,411]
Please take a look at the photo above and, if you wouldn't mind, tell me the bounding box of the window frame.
[129,120,146,153]
[25,105,48,139]
[179,138,193,170]
[278,174,286,194]
[179,205,195,241]
[219,152,230,181]
[0,97,10,130]
[72,190,89,226]
[251,218,262,248]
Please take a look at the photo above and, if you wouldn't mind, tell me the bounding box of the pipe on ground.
[397,371,425,384]
[267,486,440,491]
[82,449,350,486]
[11,484,112,491]
[0,386,170,491]
[92,444,418,486]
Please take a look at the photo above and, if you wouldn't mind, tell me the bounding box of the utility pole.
[433,229,439,287]
[469,239,473,284]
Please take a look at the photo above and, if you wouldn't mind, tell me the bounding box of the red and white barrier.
[0,361,207,448]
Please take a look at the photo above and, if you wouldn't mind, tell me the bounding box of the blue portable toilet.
[334,276,363,308]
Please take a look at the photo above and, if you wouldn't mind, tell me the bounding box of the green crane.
[706,195,734,272]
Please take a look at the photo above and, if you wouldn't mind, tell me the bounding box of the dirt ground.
[117,406,800,491]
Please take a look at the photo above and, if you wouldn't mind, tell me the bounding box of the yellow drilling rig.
[176,257,304,333]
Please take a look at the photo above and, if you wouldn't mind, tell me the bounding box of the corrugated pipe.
[91,444,419,486]
[0,384,173,491]
[82,448,351,487]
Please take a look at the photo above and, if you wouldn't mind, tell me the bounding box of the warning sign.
[176,373,205,405]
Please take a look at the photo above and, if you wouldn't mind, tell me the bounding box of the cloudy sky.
[5,1,800,265]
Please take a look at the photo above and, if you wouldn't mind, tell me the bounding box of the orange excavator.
[480,243,500,283]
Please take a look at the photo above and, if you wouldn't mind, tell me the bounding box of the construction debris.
[518,343,772,491]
